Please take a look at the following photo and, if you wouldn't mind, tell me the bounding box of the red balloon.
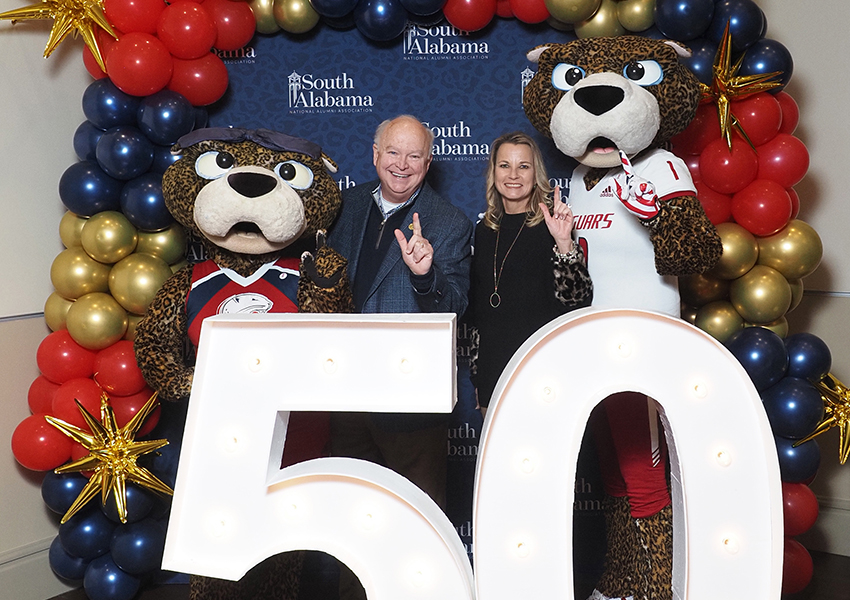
[204,0,256,51]
[782,482,819,537]
[731,92,782,147]
[52,377,105,431]
[28,375,60,414]
[106,32,174,97]
[782,538,813,595]
[775,91,800,135]
[443,0,497,32]
[157,1,217,59]
[11,414,73,471]
[683,154,700,183]
[94,340,147,397]
[37,330,97,384]
[168,53,229,106]
[670,103,720,156]
[509,0,548,23]
[787,186,800,220]
[495,0,513,18]
[82,29,119,80]
[699,137,759,195]
[111,386,160,436]
[103,0,167,33]
[757,133,810,189]
[695,181,732,225]
[731,179,792,237]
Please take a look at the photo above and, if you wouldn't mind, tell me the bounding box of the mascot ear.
[526,44,551,64]
[322,154,338,174]
[663,39,693,58]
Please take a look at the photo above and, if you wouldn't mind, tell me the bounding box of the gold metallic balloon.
[109,252,174,315]
[66,292,129,350]
[250,0,280,34]
[136,224,187,265]
[44,292,73,332]
[544,0,601,24]
[124,314,143,342]
[787,278,803,312]
[80,210,138,265]
[694,300,743,342]
[273,0,319,34]
[617,0,655,32]
[50,247,111,300]
[710,222,759,280]
[680,303,698,325]
[678,272,729,307]
[575,0,625,38]
[757,219,823,280]
[59,211,87,248]
[729,265,792,324]
[546,15,576,31]
[171,259,189,274]
[745,316,788,338]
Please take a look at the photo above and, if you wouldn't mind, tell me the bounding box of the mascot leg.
[633,505,673,600]
[591,494,639,600]
[189,551,304,600]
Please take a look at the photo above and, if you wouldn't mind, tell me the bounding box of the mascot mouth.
[587,136,618,155]
[231,221,263,237]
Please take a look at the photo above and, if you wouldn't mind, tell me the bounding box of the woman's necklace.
[490,220,524,308]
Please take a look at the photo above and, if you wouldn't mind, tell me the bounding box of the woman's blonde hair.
[482,131,553,231]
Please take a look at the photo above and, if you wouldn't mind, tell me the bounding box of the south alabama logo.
[402,23,490,60]
[288,71,374,114]
[425,120,490,162]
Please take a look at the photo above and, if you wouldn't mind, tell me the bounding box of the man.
[328,114,473,510]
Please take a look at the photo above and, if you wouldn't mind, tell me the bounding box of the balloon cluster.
[725,329,830,594]
[82,0,254,105]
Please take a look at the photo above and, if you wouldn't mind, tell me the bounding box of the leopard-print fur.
[633,504,673,600]
[189,552,302,600]
[553,243,593,305]
[647,195,721,276]
[596,495,639,599]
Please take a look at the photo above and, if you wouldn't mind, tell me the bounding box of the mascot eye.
[623,60,663,86]
[275,160,315,190]
[195,151,236,180]
[551,63,585,91]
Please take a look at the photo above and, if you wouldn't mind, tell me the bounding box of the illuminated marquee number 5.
[163,310,783,600]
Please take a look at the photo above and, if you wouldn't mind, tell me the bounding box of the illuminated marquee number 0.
[163,311,783,599]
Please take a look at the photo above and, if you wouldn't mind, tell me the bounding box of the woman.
[469,131,592,413]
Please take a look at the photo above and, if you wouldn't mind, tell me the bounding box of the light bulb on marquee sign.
[163,310,783,600]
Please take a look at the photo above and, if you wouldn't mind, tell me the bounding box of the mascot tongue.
[588,136,617,154]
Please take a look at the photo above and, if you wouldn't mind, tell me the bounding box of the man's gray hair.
[373,115,435,158]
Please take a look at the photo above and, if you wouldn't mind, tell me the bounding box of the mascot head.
[523,36,700,169]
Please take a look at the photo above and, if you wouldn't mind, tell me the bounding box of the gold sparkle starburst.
[699,21,783,149]
[0,0,117,70]
[794,373,850,465]
[46,390,173,524]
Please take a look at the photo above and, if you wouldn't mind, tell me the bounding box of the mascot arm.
[298,230,354,313]
[133,267,194,401]
[646,194,723,277]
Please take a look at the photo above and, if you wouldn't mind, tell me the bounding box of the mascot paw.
[298,230,354,313]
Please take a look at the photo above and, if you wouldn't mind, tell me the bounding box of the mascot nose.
[227,171,278,198]
[573,85,625,116]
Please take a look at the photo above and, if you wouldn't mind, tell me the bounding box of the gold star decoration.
[45,390,173,524]
[0,0,117,71]
[794,373,850,465]
[699,21,784,150]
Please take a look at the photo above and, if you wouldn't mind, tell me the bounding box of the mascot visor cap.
[175,127,323,159]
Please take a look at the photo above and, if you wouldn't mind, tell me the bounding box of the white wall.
[0,3,848,598]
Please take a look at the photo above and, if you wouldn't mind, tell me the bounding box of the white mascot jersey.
[566,148,695,318]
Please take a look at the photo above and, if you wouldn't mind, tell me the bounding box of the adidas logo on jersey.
[600,185,615,198]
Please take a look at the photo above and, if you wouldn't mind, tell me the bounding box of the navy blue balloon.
[121,173,174,232]
[312,0,359,18]
[151,144,182,174]
[739,38,794,93]
[762,377,824,440]
[82,79,141,131]
[725,327,788,391]
[84,554,142,600]
[680,37,719,85]
[785,333,831,383]
[110,518,167,575]
[655,0,715,42]
[323,12,358,29]
[141,400,189,489]
[96,126,155,181]
[59,507,117,560]
[706,0,764,54]
[354,0,409,42]
[59,161,123,216]
[49,535,90,582]
[407,9,444,26]
[74,121,105,162]
[775,436,820,483]
[42,472,89,515]
[638,26,666,40]
[400,0,444,17]
[137,90,196,146]
[193,107,209,130]
[101,483,155,524]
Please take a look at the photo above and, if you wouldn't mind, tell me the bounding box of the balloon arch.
[3,0,838,598]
